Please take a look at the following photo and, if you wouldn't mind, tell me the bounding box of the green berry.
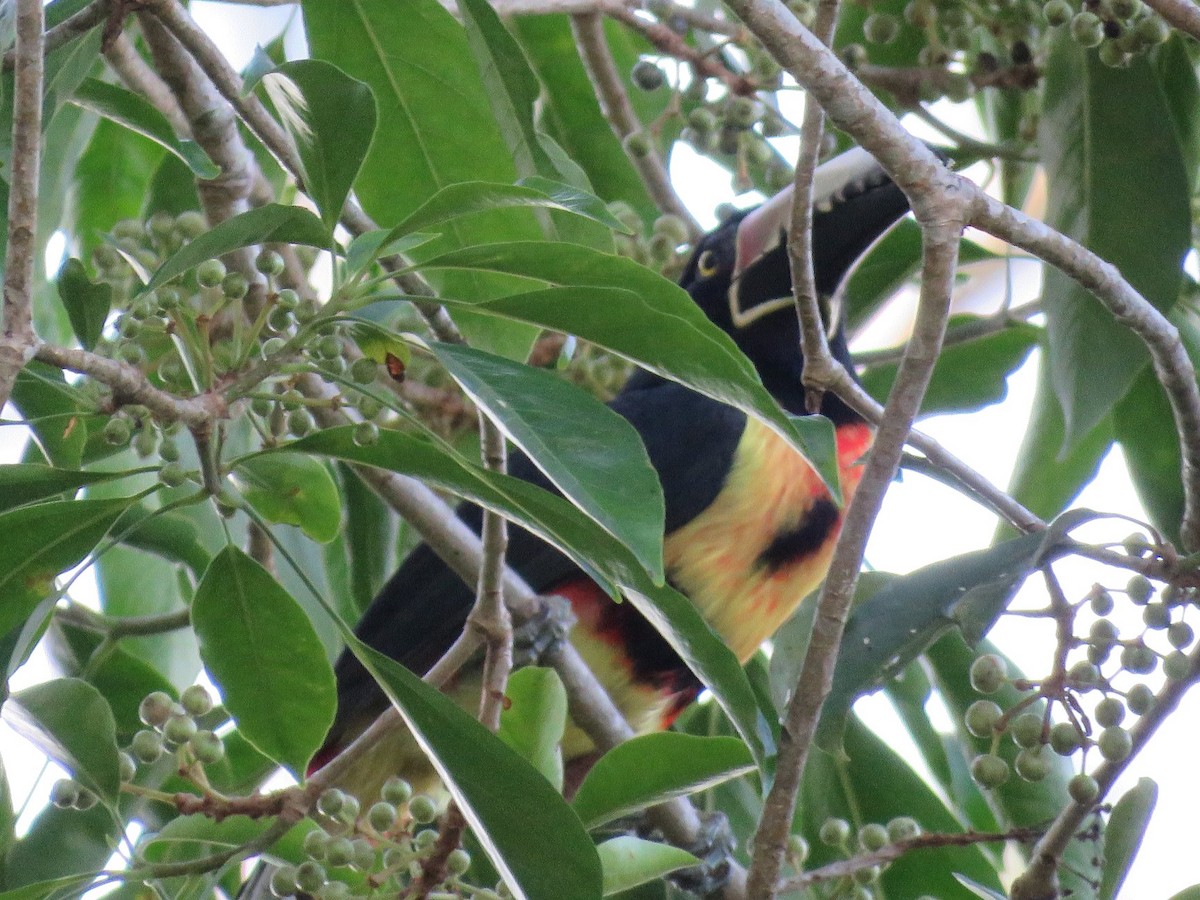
[1124,532,1152,557]
[447,847,471,875]
[276,288,300,310]
[971,753,1010,789]
[631,59,667,91]
[262,337,288,358]
[295,860,326,893]
[1164,650,1191,680]
[317,882,349,900]
[270,865,298,898]
[317,788,346,817]
[288,409,315,437]
[350,357,378,384]
[886,817,920,842]
[351,837,375,870]
[414,828,438,851]
[190,730,225,765]
[1126,574,1154,605]
[787,833,810,862]
[222,273,249,300]
[1168,621,1194,650]
[175,211,207,239]
[904,0,936,27]
[1133,15,1170,43]
[1126,683,1155,715]
[368,800,398,832]
[131,728,164,764]
[158,461,187,488]
[337,793,360,824]
[72,787,98,810]
[103,417,132,447]
[1050,721,1082,755]
[352,421,379,447]
[303,828,330,860]
[864,12,901,43]
[841,43,869,70]
[256,249,286,277]
[1071,10,1105,45]
[280,389,304,411]
[1143,602,1171,629]
[725,96,761,129]
[970,654,1008,694]
[1011,711,1045,749]
[163,713,197,745]
[1120,643,1158,675]
[118,343,147,366]
[132,426,158,460]
[965,699,1003,738]
[1014,746,1052,782]
[853,865,881,885]
[181,684,213,717]
[382,776,412,806]
[197,258,226,288]
[118,750,137,782]
[819,817,851,847]
[139,691,175,727]
[1090,618,1119,647]
[267,307,294,334]
[295,296,322,323]
[1097,726,1132,761]
[325,836,354,867]
[50,778,80,809]
[1068,660,1101,690]
[409,793,438,824]
[1095,696,1125,727]
[858,822,889,851]
[1068,773,1101,805]
[316,335,343,359]
[687,107,719,134]
[158,437,180,462]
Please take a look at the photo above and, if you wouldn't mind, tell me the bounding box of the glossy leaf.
[0,497,132,645]
[0,464,127,514]
[55,259,111,351]
[1100,778,1158,900]
[816,530,1049,751]
[255,60,377,228]
[497,667,568,792]
[347,639,603,900]
[141,204,331,293]
[572,733,754,829]
[115,505,211,575]
[4,678,120,803]
[339,464,395,613]
[71,78,219,178]
[9,363,89,468]
[954,875,1009,900]
[597,837,698,896]
[2,801,117,890]
[234,453,342,544]
[192,546,336,778]
[1039,36,1190,446]
[431,341,665,580]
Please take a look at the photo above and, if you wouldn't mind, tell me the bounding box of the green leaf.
[339,464,395,613]
[431,341,665,580]
[1115,366,1184,547]
[3,802,116,890]
[234,453,342,544]
[1039,36,1191,446]
[598,836,698,896]
[343,230,436,282]
[816,530,1049,751]
[954,874,1009,900]
[1100,778,1158,900]
[0,497,132,645]
[141,204,331,293]
[862,321,1040,416]
[4,678,120,803]
[1169,887,1200,900]
[572,733,754,829]
[55,259,111,352]
[71,78,219,179]
[497,667,568,791]
[0,876,97,900]
[8,363,88,467]
[115,505,211,575]
[347,639,603,900]
[288,427,775,771]
[255,60,377,228]
[192,546,336,778]
[0,464,128,514]
[384,181,626,243]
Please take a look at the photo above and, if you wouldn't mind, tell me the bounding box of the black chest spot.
[757,498,840,572]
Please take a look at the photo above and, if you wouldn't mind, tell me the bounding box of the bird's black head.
[678,148,912,421]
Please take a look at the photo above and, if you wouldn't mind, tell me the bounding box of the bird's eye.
[697,249,719,278]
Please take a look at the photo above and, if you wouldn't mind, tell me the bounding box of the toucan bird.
[314,148,913,800]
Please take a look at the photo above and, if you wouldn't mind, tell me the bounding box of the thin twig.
[1,0,112,71]
[0,0,46,410]
[569,13,702,239]
[57,604,193,639]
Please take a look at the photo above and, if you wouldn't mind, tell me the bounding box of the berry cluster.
[802,815,925,900]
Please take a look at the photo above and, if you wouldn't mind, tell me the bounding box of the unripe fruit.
[139,691,175,727]
[1095,696,1125,728]
[118,751,137,782]
[222,273,249,300]
[841,43,868,69]
[725,96,761,129]
[1143,602,1171,629]
[1168,622,1195,650]
[1069,773,1101,805]
[904,0,936,27]
[368,800,398,832]
[887,817,920,842]
[317,788,346,817]
[409,793,438,824]
[1164,650,1191,680]
[1071,10,1105,46]
[1134,15,1170,43]
[131,728,164,763]
[970,654,1008,694]
[295,297,321,323]
[787,833,810,862]
[50,779,81,809]
[318,882,349,900]
[1123,532,1152,557]
[303,828,330,860]
[73,788,98,810]
[623,131,653,158]
[190,730,225,765]
[1044,0,1072,25]
[256,250,285,277]
[1098,726,1132,761]
[1090,618,1119,647]
[859,822,889,851]
[1011,711,1045,749]
[163,713,197,745]
[630,59,667,91]
[276,288,300,310]
[352,838,375,870]
[337,793,360,823]
[382,776,413,806]
[350,357,378,385]
[181,684,213,717]
[864,12,901,43]
[288,409,315,437]
[176,211,207,239]
[295,860,326,893]
[1068,660,1101,690]
[965,699,1003,738]
[158,438,180,462]
[1120,643,1158,675]
[270,865,298,898]
[853,865,881,885]
[325,836,354,867]
[353,421,380,447]
[104,417,132,447]
[415,828,438,850]
[197,259,226,288]
[1014,746,1052,781]
[1127,683,1155,715]
[447,848,471,875]
[1050,721,1082,755]
[1126,574,1154,605]
[819,817,851,846]
[158,462,187,488]
[316,335,343,360]
[971,753,1010,789]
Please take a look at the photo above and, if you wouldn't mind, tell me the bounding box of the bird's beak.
[729,147,889,329]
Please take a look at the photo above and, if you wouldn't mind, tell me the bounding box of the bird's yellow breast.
[663,418,871,662]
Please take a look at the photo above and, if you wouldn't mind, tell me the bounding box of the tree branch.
[1140,0,1200,40]
[104,31,192,136]
[0,0,46,410]
[1,0,112,71]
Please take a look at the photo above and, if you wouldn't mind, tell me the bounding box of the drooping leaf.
[1039,35,1190,446]
[431,341,665,580]
[4,678,120,804]
[338,464,395,613]
[347,639,603,900]
[597,837,698,896]
[1100,778,1158,900]
[1114,365,1185,548]
[71,78,220,179]
[0,464,129,514]
[497,667,568,791]
[234,453,342,544]
[572,733,754,829]
[192,546,336,778]
[55,259,111,351]
[141,204,331,293]
[253,59,377,229]
[114,504,212,575]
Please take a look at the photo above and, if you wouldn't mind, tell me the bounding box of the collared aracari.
[313,148,912,799]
